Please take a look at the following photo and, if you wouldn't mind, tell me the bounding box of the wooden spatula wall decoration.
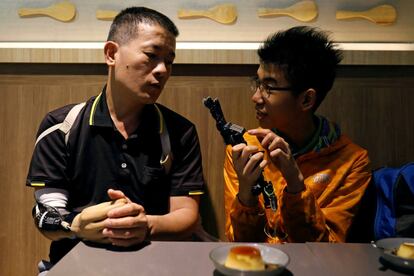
[18,1,76,22]
[257,0,318,22]
[177,4,237,24]
[336,4,397,25]
[96,10,119,21]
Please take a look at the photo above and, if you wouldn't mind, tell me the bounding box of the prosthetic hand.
[70,198,128,243]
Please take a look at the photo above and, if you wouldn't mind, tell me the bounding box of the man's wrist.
[146,215,156,240]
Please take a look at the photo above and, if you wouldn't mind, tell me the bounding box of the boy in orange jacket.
[224,26,371,243]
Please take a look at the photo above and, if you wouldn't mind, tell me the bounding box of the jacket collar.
[273,115,341,158]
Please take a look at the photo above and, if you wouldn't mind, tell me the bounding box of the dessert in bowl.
[210,243,289,276]
[224,245,266,271]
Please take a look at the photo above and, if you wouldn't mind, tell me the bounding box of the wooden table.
[46,241,407,276]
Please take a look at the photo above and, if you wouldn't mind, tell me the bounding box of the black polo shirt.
[27,88,205,215]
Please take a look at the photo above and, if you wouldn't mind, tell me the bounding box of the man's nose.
[153,61,168,76]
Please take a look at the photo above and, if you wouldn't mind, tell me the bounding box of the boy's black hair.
[258,26,342,111]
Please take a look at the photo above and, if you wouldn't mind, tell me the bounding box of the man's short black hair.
[107,7,179,45]
[258,26,342,111]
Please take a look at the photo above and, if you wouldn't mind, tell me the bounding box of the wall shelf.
[0,42,414,65]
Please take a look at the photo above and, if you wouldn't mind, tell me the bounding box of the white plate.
[375,238,414,272]
[209,243,289,276]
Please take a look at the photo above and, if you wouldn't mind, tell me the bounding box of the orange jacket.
[224,133,371,243]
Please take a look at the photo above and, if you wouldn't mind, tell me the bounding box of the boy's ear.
[300,88,317,112]
[104,41,118,66]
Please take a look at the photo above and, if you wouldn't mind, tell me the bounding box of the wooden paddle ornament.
[177,4,237,24]
[96,10,119,21]
[336,4,397,25]
[18,1,76,22]
[257,0,318,22]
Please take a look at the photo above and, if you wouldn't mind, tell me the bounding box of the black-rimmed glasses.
[250,76,292,98]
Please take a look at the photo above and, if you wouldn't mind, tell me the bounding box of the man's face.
[252,63,302,130]
[113,23,176,104]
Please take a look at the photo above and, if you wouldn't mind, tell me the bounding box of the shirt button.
[122,144,128,150]
[121,163,127,169]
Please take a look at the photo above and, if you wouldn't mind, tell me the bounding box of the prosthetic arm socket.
[32,201,70,231]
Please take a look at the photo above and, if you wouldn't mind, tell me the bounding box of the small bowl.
[209,243,289,276]
[375,238,414,272]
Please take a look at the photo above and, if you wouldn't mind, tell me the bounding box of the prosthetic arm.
[32,188,127,241]
[32,201,72,232]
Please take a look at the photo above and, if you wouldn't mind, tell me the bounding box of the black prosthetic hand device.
[203,96,277,211]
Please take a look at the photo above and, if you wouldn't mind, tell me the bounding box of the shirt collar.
[89,86,112,127]
[89,86,159,134]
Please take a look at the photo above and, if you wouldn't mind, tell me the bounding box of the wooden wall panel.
[0,71,413,275]
[320,77,414,169]
[0,75,104,276]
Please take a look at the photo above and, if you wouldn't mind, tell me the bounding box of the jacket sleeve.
[223,145,267,242]
[280,149,372,242]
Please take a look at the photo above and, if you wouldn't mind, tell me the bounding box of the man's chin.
[144,98,158,105]
[139,92,161,104]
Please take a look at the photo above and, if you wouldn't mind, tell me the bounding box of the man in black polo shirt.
[26,7,205,269]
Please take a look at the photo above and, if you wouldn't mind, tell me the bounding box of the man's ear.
[300,88,317,112]
[104,41,118,66]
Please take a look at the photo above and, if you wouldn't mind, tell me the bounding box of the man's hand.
[70,198,128,243]
[248,128,305,193]
[103,189,149,247]
[232,143,267,206]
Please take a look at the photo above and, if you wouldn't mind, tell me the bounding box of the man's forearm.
[147,208,198,240]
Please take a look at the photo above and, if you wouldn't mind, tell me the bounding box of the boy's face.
[112,23,176,104]
[252,63,303,131]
